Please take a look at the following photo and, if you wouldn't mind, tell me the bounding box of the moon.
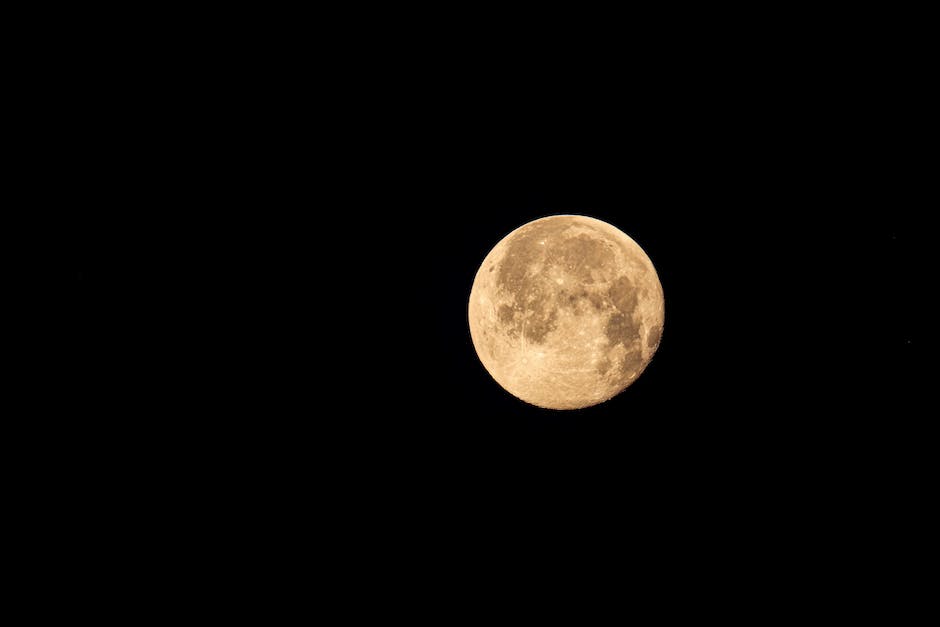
[468,215,664,410]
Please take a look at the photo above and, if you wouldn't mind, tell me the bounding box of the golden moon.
[468,215,664,410]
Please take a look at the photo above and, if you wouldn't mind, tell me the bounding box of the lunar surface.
[468,215,664,410]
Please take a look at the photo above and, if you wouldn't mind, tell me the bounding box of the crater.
[596,358,611,376]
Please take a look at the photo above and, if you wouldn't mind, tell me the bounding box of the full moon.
[468,215,664,410]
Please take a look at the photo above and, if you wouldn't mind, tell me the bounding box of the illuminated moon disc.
[468,215,664,409]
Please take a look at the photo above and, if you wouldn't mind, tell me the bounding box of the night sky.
[52,27,927,591]
[60,99,923,499]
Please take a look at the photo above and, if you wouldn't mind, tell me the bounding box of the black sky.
[60,64,925,490]
[50,21,929,592]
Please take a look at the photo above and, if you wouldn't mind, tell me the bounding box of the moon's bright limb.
[468,215,664,410]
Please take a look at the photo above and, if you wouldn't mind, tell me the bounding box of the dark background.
[58,40,925,490]
[43,11,930,601]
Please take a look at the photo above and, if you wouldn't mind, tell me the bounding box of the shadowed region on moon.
[468,215,665,410]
